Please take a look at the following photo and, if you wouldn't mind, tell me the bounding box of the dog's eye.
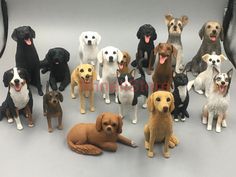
[92,36,95,39]
[88,68,92,72]
[216,26,219,29]
[156,97,161,102]
[209,58,212,62]
[123,55,126,58]
[170,22,174,26]
[111,123,116,127]
[207,25,211,29]
[113,51,117,55]
[217,59,220,63]
[178,23,181,27]
[105,51,108,55]
[166,98,171,102]
[216,77,221,81]
[103,122,108,126]
[167,47,171,51]
[80,69,84,73]
[85,35,88,38]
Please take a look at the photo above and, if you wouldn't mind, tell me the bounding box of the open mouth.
[209,34,217,42]
[82,77,92,83]
[159,54,168,64]
[145,35,151,43]
[118,61,125,70]
[24,38,32,45]
[217,84,227,93]
[12,83,23,92]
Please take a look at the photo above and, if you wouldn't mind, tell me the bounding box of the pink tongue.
[119,64,124,70]
[15,84,21,92]
[160,55,167,64]
[24,39,32,45]
[145,36,151,43]
[210,37,216,42]
[220,86,225,93]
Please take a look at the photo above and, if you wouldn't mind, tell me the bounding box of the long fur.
[0,0,8,58]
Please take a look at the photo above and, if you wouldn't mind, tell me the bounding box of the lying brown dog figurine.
[67,112,137,155]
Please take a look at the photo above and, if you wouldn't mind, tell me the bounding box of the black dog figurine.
[11,26,43,96]
[172,70,189,122]
[40,47,70,91]
[131,24,157,75]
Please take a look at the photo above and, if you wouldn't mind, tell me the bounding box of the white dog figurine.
[79,31,101,80]
[98,46,123,104]
[202,68,233,132]
[187,52,227,97]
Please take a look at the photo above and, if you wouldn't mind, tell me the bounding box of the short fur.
[0,0,8,58]
[40,47,70,91]
[144,91,179,158]
[152,43,177,92]
[186,21,224,76]
[67,112,137,155]
[43,82,63,132]
[117,51,131,74]
[71,64,96,114]
[12,26,43,96]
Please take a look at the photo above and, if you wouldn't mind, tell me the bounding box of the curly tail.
[0,0,8,58]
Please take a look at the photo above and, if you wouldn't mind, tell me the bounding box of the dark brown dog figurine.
[67,112,137,155]
[43,82,63,132]
[152,43,177,92]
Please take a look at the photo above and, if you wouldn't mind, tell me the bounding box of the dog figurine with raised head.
[71,64,96,114]
[144,91,179,158]
[117,51,131,74]
[67,112,137,155]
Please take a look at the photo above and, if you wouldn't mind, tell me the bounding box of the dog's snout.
[107,127,112,131]
[173,25,177,29]
[212,60,216,64]
[221,81,225,85]
[212,30,217,34]
[163,106,169,113]
[14,79,20,84]
[85,74,90,79]
[87,40,92,45]
[52,99,58,104]
[109,56,114,62]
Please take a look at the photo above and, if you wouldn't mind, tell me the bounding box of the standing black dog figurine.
[172,70,189,122]
[40,47,70,91]
[11,26,43,96]
[131,24,157,75]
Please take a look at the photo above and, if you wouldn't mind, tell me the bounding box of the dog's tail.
[137,58,146,78]
[46,81,50,93]
[187,80,194,91]
[0,0,8,58]
[223,0,236,69]
[67,139,102,155]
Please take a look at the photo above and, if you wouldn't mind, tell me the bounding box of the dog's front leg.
[147,131,156,158]
[14,109,23,130]
[49,75,58,91]
[47,116,53,133]
[147,50,155,75]
[79,89,86,114]
[100,79,110,104]
[59,69,70,91]
[57,113,63,130]
[119,104,124,119]
[132,104,138,124]
[89,90,95,112]
[35,68,44,96]
[24,105,34,127]
[96,61,100,81]
[70,80,77,99]
[117,135,137,147]
[207,112,214,131]
[216,113,224,133]
[163,136,171,158]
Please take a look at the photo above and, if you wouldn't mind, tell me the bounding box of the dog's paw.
[132,119,137,124]
[115,97,118,104]
[216,126,221,133]
[48,128,53,133]
[147,151,154,158]
[59,86,65,92]
[180,117,186,122]
[105,99,110,104]
[38,90,44,96]
[174,118,179,122]
[142,103,147,109]
[222,120,227,128]
[202,117,207,124]
[7,118,14,123]
[57,125,63,130]
[80,108,86,114]
[163,151,170,158]
[103,94,106,99]
[207,125,212,131]
[71,94,76,99]
[195,90,204,95]
[28,123,34,128]
[90,107,95,112]
[17,124,23,130]
[131,141,138,148]
[97,76,101,81]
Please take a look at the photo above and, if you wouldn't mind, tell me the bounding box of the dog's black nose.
[88,40,92,45]
[212,30,217,34]
[109,56,114,62]
[212,61,216,65]
[107,127,112,131]
[85,74,90,79]
[163,106,169,113]
[53,100,57,104]
[221,81,225,85]
[173,25,177,29]
[14,79,20,84]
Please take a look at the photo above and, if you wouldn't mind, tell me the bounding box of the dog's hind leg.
[216,113,224,133]
[193,78,204,95]
[70,81,77,99]
[98,142,118,152]
[79,89,86,114]
[222,114,227,128]
[47,116,53,133]
[163,136,171,158]
[96,61,100,81]
[57,114,63,130]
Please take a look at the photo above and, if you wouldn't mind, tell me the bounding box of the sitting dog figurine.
[202,68,233,133]
[117,51,131,74]
[43,82,63,133]
[67,112,137,155]
[172,70,189,122]
[187,53,227,97]
[0,67,34,130]
[152,43,177,92]
[71,64,96,114]
[40,47,70,91]
[144,91,179,158]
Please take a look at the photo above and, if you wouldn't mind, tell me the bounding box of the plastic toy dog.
[117,51,131,74]
[152,43,177,92]
[71,64,96,114]
[165,14,189,73]
[43,82,63,133]
[79,31,101,80]
[0,67,33,130]
[40,47,70,91]
[144,91,179,158]
[187,53,227,97]
[202,68,233,132]
[67,112,137,155]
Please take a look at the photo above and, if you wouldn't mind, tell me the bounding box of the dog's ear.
[199,23,206,40]
[92,67,97,81]
[181,15,189,27]
[213,67,220,77]
[79,32,84,46]
[95,32,101,45]
[136,26,143,39]
[172,45,177,58]
[169,93,175,113]
[3,71,10,87]
[45,49,53,62]
[29,27,36,39]
[97,49,103,64]
[123,51,131,64]
[130,69,135,78]
[63,49,70,62]
[96,113,104,132]
[154,44,160,55]
[202,53,210,62]
[147,94,155,112]
[11,29,18,41]
[151,28,157,41]
[117,115,123,134]
[117,69,121,78]
[165,14,174,25]
[117,49,123,63]
[220,54,227,61]
[227,68,233,79]
[220,26,224,41]
[58,92,63,102]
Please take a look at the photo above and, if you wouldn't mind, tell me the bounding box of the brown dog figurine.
[117,51,131,73]
[67,112,137,155]
[152,43,177,92]
[144,91,179,158]
[43,82,63,132]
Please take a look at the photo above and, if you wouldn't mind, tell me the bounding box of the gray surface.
[0,0,236,177]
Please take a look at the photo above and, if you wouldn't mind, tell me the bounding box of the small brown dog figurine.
[117,51,131,73]
[152,43,177,92]
[71,64,96,114]
[43,82,63,132]
[144,91,179,158]
[67,112,137,155]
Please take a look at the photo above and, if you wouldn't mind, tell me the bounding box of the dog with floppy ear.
[67,112,137,155]
[40,47,71,91]
[186,21,224,76]
[117,51,131,74]
[71,64,97,114]
[144,91,179,158]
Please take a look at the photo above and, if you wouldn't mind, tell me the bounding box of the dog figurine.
[67,112,137,155]
[43,82,63,132]
[117,51,131,74]
[152,43,177,92]
[71,64,96,114]
[79,31,101,80]
[187,53,227,97]
[40,47,70,91]
[144,91,179,158]
[0,67,34,130]
[98,46,123,104]
[186,21,224,76]
[131,24,157,75]
[11,26,43,96]
[172,70,189,122]
[165,14,189,73]
[117,60,148,124]
[202,68,233,132]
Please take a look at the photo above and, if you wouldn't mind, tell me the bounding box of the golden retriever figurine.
[67,112,137,155]
[144,91,179,158]
[71,64,96,114]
